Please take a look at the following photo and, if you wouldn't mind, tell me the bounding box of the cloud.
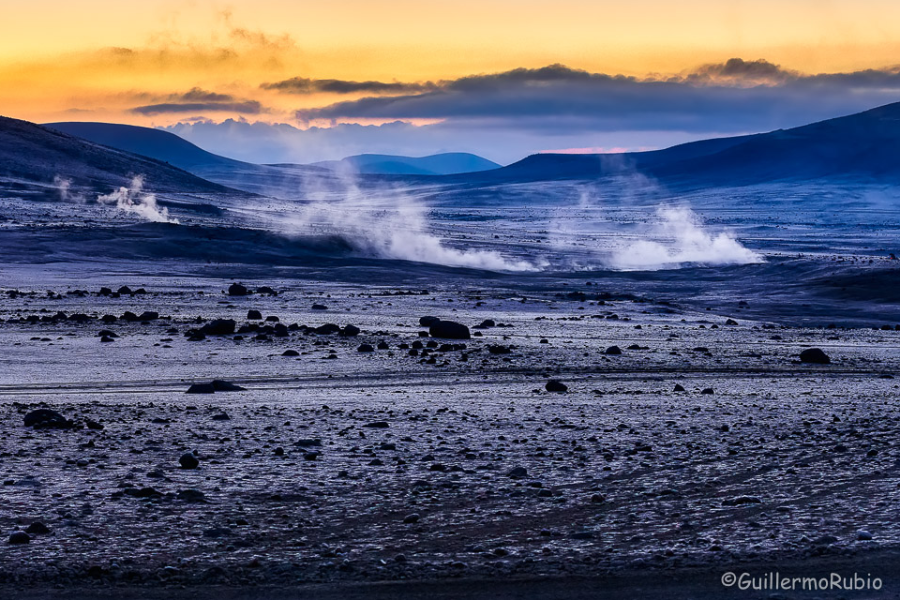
[293,61,900,135]
[176,87,235,102]
[683,58,798,85]
[132,100,264,115]
[261,77,437,95]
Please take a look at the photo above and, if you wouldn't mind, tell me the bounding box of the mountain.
[0,116,230,194]
[311,153,501,175]
[486,101,900,186]
[44,121,336,197]
[45,122,247,171]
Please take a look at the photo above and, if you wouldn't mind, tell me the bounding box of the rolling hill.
[45,122,247,171]
[0,116,231,195]
[485,101,900,186]
[311,153,501,175]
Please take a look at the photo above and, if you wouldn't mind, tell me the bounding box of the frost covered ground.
[1,178,899,598]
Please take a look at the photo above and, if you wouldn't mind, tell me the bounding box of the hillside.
[489,101,900,186]
[45,122,247,171]
[311,152,501,175]
[0,116,231,194]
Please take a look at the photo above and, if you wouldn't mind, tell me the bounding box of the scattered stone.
[179,453,200,469]
[25,522,50,534]
[429,320,471,340]
[357,344,374,353]
[403,514,420,524]
[605,345,622,355]
[8,532,30,544]
[507,466,528,478]
[200,319,236,336]
[800,348,831,364]
[673,384,686,392]
[228,283,250,296]
[24,409,73,430]
[545,380,568,393]
[186,383,216,394]
[247,310,262,320]
[211,380,245,392]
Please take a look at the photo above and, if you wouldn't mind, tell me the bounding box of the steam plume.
[96,176,178,224]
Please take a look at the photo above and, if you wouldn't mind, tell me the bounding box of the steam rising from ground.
[52,175,83,203]
[280,172,539,271]
[96,176,178,224]
[609,205,763,270]
[548,184,762,271]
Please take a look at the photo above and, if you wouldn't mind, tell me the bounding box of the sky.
[3,0,900,164]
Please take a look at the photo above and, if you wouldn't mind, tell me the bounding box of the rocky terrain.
[1,273,898,598]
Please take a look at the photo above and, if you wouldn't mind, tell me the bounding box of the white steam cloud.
[547,183,762,271]
[96,176,178,224]
[52,175,84,203]
[281,170,539,271]
[609,205,763,270]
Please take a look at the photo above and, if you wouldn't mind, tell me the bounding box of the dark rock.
[419,316,440,327]
[85,419,104,430]
[357,343,375,353]
[25,522,50,534]
[8,532,30,544]
[311,304,327,310]
[673,384,686,392]
[429,320,471,340]
[211,380,245,392]
[228,283,250,296]
[800,348,831,364]
[403,514,420,524]
[363,421,390,428]
[200,319,236,336]
[186,383,216,394]
[295,438,322,447]
[545,380,568,393]
[507,466,528,478]
[701,388,715,395]
[24,409,73,430]
[340,324,361,337]
[605,345,622,355]
[211,413,231,421]
[179,453,200,469]
[282,349,300,357]
[247,310,262,320]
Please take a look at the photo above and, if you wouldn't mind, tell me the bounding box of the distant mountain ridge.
[311,153,501,175]
[0,116,230,194]
[45,122,248,171]
[489,101,900,186]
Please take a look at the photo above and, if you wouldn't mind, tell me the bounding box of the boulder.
[429,320,471,340]
[799,348,831,364]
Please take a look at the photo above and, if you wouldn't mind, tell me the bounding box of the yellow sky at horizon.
[1,0,900,126]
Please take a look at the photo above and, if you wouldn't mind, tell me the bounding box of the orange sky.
[1,0,899,126]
